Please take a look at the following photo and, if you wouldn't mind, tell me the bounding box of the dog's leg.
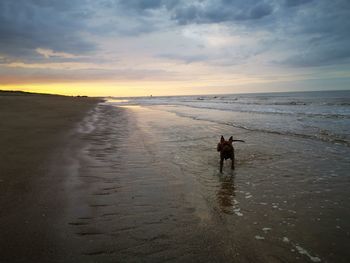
[231,151,235,170]
[220,158,224,173]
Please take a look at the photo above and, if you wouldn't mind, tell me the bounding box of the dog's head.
[217,136,233,152]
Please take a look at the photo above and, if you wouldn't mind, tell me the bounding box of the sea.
[109,90,350,147]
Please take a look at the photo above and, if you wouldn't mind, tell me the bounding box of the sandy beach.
[0,92,101,262]
[1,92,350,263]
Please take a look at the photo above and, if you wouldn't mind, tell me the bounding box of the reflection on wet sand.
[217,173,236,214]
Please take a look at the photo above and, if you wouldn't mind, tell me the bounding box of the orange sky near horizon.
[2,74,349,97]
[0,82,247,97]
[0,76,285,97]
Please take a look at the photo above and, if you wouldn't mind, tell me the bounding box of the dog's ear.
[229,136,233,142]
[220,136,225,143]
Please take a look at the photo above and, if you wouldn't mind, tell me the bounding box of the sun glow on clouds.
[36,48,79,59]
[7,61,100,70]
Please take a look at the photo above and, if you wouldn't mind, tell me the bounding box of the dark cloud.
[106,0,275,24]
[280,44,350,67]
[115,0,179,12]
[0,0,349,72]
[278,0,350,67]
[285,0,314,7]
[0,0,96,58]
[171,0,274,24]
[118,0,165,11]
[249,3,273,19]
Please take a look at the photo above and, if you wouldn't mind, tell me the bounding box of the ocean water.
[109,90,350,147]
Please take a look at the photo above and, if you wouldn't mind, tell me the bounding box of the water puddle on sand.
[119,105,143,110]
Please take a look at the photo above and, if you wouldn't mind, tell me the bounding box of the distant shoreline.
[0,89,96,98]
[1,88,349,99]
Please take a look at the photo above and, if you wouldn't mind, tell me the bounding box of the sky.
[0,0,350,97]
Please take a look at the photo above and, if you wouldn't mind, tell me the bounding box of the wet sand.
[0,92,101,262]
[1,97,350,262]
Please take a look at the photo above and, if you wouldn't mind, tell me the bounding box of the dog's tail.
[232,139,245,143]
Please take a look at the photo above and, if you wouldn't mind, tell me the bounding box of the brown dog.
[217,136,244,173]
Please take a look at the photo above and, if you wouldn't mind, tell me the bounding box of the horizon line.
[2,88,350,99]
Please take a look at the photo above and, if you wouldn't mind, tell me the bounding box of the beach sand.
[1,95,350,262]
[0,92,101,262]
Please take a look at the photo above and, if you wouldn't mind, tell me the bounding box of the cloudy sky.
[0,0,349,96]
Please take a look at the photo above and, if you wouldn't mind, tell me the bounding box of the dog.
[217,136,244,173]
